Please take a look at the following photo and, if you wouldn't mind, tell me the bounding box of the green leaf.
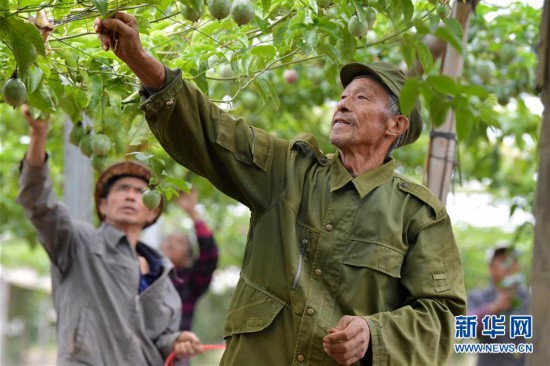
[314,17,340,39]
[265,77,280,110]
[429,98,450,127]
[414,39,433,74]
[189,65,208,94]
[127,152,154,161]
[325,62,339,88]
[399,78,420,116]
[461,84,490,99]
[135,16,151,35]
[60,96,81,122]
[317,42,341,63]
[401,0,414,23]
[162,175,191,194]
[241,54,253,76]
[262,0,272,14]
[2,18,45,78]
[296,39,313,55]
[303,28,319,51]
[88,73,104,111]
[29,66,44,93]
[413,18,430,34]
[122,91,140,104]
[250,45,277,60]
[27,83,55,114]
[352,0,366,22]
[427,75,459,95]
[400,35,416,69]
[455,107,473,140]
[444,18,464,45]
[151,155,166,166]
[48,71,64,99]
[308,0,318,14]
[339,25,357,62]
[126,114,150,145]
[256,76,279,110]
[91,0,109,17]
[435,23,464,55]
[253,76,279,110]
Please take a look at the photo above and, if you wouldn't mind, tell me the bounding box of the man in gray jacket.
[17,104,203,365]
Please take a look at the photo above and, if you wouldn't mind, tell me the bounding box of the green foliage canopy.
[0,0,543,268]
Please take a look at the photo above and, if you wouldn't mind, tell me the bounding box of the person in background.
[468,245,530,366]
[161,188,219,331]
[16,104,203,365]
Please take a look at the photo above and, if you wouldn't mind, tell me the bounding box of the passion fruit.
[240,91,258,109]
[2,74,27,109]
[208,0,231,20]
[69,122,85,146]
[180,2,203,22]
[79,133,93,157]
[283,69,298,84]
[142,189,162,210]
[476,60,496,83]
[91,133,112,157]
[348,15,369,38]
[231,0,255,26]
[436,4,450,20]
[91,154,109,172]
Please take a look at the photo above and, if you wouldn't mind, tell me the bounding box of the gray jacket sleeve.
[17,159,74,275]
[155,330,181,359]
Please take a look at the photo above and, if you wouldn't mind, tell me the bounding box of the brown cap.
[94,160,162,228]
[339,62,423,147]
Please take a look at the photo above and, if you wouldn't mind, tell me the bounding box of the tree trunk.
[527,0,550,364]
[424,1,476,203]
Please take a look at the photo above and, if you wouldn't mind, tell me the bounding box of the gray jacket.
[17,160,182,366]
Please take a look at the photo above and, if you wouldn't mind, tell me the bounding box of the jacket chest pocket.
[339,241,406,313]
[102,255,139,294]
[343,240,405,278]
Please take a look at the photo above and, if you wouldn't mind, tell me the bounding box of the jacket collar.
[330,151,395,198]
[97,223,172,263]
[99,222,127,250]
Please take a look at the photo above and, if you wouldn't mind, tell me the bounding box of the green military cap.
[340,62,423,147]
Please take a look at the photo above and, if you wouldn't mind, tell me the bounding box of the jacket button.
[314,269,322,276]
[400,182,409,189]
[306,308,315,316]
[297,355,305,362]
[325,224,333,231]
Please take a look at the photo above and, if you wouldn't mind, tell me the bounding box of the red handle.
[164,344,226,366]
[164,351,176,366]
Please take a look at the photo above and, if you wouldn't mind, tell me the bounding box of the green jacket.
[140,68,467,366]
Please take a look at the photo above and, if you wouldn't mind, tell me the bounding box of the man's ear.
[387,115,409,138]
[99,198,108,218]
[145,208,159,226]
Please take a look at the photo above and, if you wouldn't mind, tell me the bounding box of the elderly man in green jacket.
[17,104,203,365]
[96,12,466,366]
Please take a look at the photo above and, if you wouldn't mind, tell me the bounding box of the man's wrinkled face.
[329,77,392,149]
[99,177,157,229]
